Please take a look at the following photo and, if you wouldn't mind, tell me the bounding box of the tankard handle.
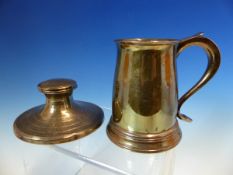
[176,33,221,122]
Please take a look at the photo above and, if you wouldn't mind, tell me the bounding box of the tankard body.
[107,33,220,153]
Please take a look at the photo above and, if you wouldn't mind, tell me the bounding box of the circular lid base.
[14,101,104,144]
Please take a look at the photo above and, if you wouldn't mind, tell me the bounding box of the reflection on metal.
[107,33,221,153]
[14,78,104,144]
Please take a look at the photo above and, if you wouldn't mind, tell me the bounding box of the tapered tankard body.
[107,34,220,153]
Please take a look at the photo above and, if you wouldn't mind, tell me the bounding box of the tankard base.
[107,120,182,153]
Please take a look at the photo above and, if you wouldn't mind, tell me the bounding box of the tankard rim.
[115,38,178,45]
